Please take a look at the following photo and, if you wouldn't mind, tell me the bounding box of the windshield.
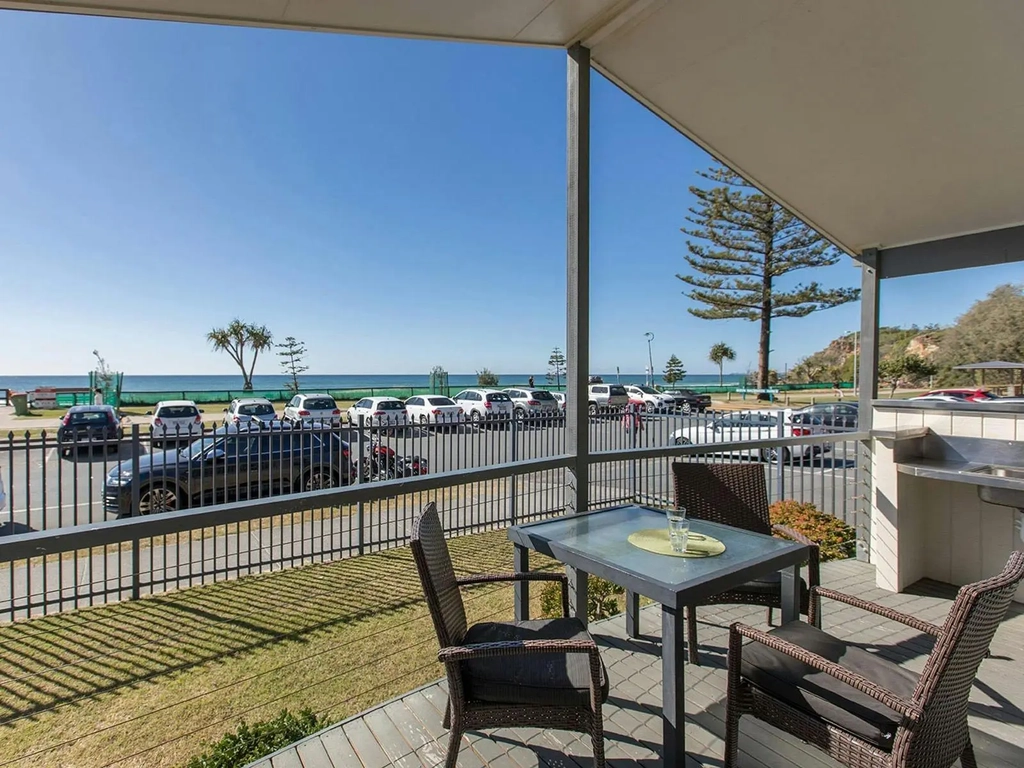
[532,391,555,401]
[183,435,220,459]
[427,397,455,406]
[486,393,511,403]
[377,400,405,410]
[240,403,276,416]
[304,398,337,411]
[70,411,109,424]
[158,405,199,419]
[637,386,658,394]
[608,385,628,397]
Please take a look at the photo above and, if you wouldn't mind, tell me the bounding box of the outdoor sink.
[967,465,1024,508]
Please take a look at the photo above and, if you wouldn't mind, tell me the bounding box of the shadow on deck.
[250,559,1024,768]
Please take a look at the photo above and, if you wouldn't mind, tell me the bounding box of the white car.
[670,411,827,463]
[625,385,676,413]
[149,400,203,443]
[452,389,514,425]
[503,388,561,419]
[347,396,409,427]
[284,394,342,425]
[224,397,277,425]
[405,395,463,426]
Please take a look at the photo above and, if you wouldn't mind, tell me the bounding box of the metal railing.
[0,409,868,620]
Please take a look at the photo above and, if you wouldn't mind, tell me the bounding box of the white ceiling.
[4,0,1024,256]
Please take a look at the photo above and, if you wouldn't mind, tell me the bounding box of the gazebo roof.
[4,1,1024,274]
[952,362,1024,371]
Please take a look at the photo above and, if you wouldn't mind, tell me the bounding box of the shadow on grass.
[0,526,544,726]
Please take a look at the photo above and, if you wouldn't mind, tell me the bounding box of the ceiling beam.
[860,224,1024,280]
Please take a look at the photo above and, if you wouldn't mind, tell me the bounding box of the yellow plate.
[627,528,726,558]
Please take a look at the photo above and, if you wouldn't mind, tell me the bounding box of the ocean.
[0,373,744,393]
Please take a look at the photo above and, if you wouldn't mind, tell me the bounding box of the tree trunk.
[718,361,723,387]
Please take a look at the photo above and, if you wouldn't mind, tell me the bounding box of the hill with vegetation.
[786,283,1024,387]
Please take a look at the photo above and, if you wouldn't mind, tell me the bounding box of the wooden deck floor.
[249,560,1024,768]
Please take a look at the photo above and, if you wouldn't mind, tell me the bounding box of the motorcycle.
[360,436,428,482]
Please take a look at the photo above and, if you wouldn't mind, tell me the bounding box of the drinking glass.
[666,507,689,553]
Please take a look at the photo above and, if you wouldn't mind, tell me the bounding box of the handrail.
[591,431,870,464]
[0,454,573,562]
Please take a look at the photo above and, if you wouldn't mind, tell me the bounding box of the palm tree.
[708,342,737,386]
[207,320,274,392]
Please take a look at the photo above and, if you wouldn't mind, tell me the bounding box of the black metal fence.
[0,409,867,620]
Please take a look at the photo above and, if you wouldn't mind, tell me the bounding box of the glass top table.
[508,504,810,767]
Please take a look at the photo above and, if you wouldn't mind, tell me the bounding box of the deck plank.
[251,561,1024,768]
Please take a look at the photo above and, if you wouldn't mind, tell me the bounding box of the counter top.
[896,458,1024,492]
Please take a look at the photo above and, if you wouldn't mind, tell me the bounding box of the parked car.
[104,422,353,517]
[587,383,629,414]
[57,405,123,455]
[452,389,514,425]
[551,392,567,415]
[284,394,342,425]
[347,397,409,428]
[503,388,561,419]
[670,411,828,463]
[224,397,277,425]
[404,395,463,426]
[919,388,998,402]
[149,400,203,444]
[909,392,972,403]
[661,388,712,414]
[624,385,676,414]
[790,402,859,432]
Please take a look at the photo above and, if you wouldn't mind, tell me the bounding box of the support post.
[566,42,591,622]
[857,249,881,562]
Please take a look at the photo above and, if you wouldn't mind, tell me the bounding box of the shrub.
[770,500,856,561]
[539,575,624,621]
[185,708,329,768]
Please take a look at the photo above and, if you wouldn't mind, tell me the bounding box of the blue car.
[105,422,353,517]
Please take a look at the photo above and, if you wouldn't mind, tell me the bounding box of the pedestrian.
[528,375,535,388]
[93,388,104,405]
[833,380,843,401]
[623,398,644,436]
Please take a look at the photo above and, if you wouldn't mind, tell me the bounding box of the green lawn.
[0,526,558,768]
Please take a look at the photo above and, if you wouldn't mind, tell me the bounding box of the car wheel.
[645,401,656,414]
[304,469,338,491]
[588,402,598,416]
[471,411,483,425]
[681,402,692,415]
[514,408,526,421]
[419,414,428,425]
[138,484,180,515]
[761,446,791,464]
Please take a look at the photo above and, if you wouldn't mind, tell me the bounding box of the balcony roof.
[5,1,1024,259]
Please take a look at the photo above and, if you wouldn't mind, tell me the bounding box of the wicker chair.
[410,502,608,768]
[725,550,1024,768]
[671,461,820,664]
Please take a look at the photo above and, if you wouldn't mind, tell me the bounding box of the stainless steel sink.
[968,466,1024,507]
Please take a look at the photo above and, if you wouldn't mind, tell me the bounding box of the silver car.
[503,388,561,419]
[225,397,278,425]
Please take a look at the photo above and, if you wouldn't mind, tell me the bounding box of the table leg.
[568,566,589,626]
[780,563,801,624]
[662,604,686,767]
[514,545,529,621]
[626,590,640,638]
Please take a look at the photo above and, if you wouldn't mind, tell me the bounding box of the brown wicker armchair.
[725,550,1024,768]
[410,503,608,768]
[671,461,820,664]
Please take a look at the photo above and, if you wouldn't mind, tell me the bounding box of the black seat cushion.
[461,618,609,707]
[741,621,919,750]
[704,571,809,607]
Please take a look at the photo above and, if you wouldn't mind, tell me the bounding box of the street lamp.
[644,332,655,387]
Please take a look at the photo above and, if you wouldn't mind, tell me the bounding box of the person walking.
[832,380,843,401]
[93,388,105,405]
[528,375,535,388]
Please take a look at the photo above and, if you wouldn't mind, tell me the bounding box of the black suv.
[662,389,712,414]
[57,405,123,455]
[105,423,354,517]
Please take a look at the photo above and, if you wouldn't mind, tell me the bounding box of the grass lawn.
[0,526,560,768]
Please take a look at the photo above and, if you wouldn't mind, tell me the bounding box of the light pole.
[644,332,655,387]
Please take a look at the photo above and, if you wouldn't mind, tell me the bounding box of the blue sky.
[1,12,1021,377]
